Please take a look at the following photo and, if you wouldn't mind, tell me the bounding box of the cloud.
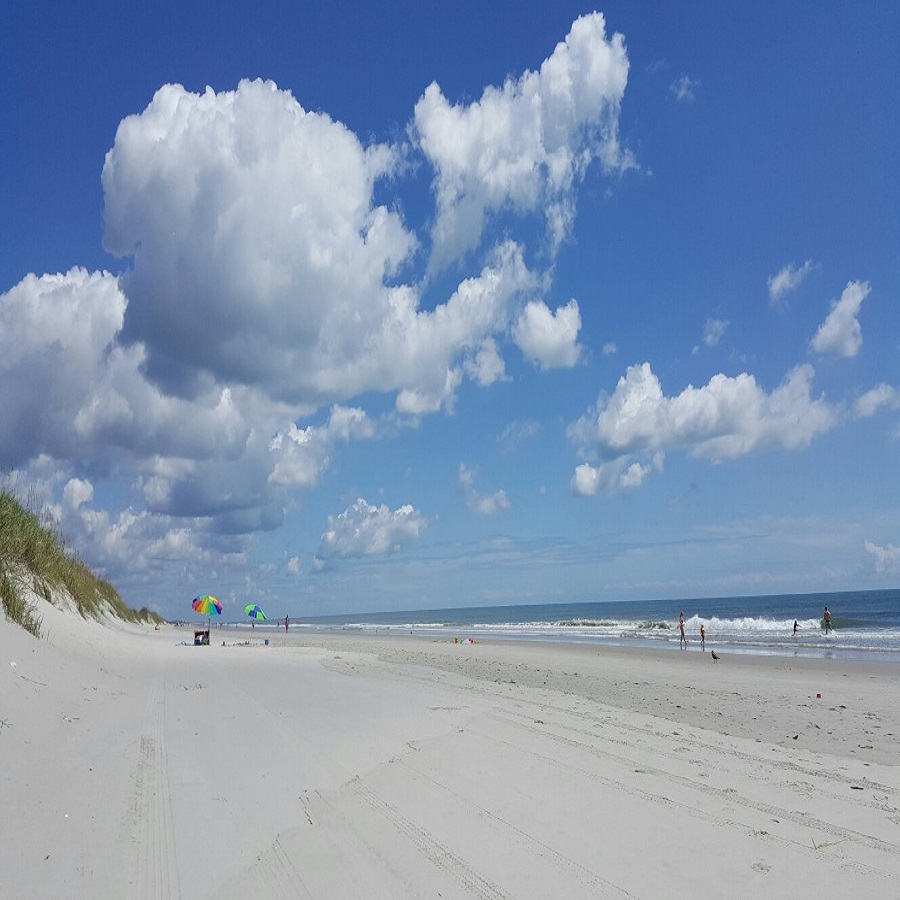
[469,490,511,516]
[0,269,125,468]
[268,405,375,488]
[0,17,636,599]
[569,362,837,493]
[2,50,590,540]
[459,463,511,515]
[669,74,700,103]
[36,471,246,585]
[865,540,900,573]
[810,280,869,358]
[513,298,583,369]
[105,82,405,398]
[464,338,508,386]
[414,12,632,271]
[62,477,93,509]
[768,260,814,306]
[458,464,475,491]
[703,318,728,347]
[854,384,899,418]
[0,265,393,536]
[389,240,540,415]
[313,497,428,567]
[103,80,563,420]
[497,420,540,453]
[694,317,728,353]
[572,453,663,496]
[602,341,618,356]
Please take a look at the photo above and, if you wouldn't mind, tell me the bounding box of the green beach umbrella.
[244,604,266,621]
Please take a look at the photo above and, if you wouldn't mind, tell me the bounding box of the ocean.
[284,589,900,663]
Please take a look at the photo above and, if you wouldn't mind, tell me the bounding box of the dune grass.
[0,489,161,637]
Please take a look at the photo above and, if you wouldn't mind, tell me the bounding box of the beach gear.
[244,604,266,621]
[192,595,221,645]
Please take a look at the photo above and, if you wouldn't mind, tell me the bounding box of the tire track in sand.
[128,663,180,898]
[224,835,310,899]
[226,779,509,899]
[347,775,509,899]
[474,710,900,877]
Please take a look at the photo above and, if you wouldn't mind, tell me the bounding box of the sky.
[2,2,898,621]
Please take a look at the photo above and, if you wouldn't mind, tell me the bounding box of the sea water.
[291,589,900,663]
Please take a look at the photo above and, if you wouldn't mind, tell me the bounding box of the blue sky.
[2,2,898,621]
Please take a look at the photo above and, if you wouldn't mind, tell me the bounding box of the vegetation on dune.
[0,489,162,637]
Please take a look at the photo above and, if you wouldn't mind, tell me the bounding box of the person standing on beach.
[700,623,706,651]
[679,611,687,649]
[823,607,832,635]
[285,614,290,633]
[793,620,799,636]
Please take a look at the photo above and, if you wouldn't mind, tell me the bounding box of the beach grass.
[0,489,161,636]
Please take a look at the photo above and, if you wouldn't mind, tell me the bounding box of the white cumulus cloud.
[0,269,126,467]
[572,453,664,496]
[768,259,815,306]
[810,280,869,358]
[0,16,639,593]
[313,498,428,567]
[854,384,899,418]
[268,406,375,489]
[569,362,837,493]
[414,12,632,271]
[513,298,582,369]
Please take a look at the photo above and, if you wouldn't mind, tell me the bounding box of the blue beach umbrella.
[244,604,266,621]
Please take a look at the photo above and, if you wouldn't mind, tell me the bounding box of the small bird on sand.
[710,650,720,662]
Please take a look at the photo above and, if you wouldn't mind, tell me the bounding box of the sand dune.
[3,605,900,898]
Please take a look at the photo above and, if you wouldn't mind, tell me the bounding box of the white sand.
[3,605,900,898]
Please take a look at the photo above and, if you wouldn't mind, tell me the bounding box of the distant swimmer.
[823,607,832,635]
[679,611,687,649]
[793,619,799,636]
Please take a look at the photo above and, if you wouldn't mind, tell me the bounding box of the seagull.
[710,650,720,662]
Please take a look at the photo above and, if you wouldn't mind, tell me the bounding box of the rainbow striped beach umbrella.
[192,594,222,617]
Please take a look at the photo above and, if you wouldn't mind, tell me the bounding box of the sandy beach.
[3,604,900,898]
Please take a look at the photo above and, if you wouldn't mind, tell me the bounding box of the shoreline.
[4,612,900,897]
[201,617,900,664]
